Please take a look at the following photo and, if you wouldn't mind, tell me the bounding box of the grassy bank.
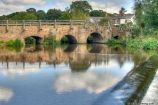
[0,39,24,52]
[107,36,158,50]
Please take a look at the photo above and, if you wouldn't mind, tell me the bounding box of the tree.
[7,12,37,20]
[59,11,71,20]
[119,7,126,16]
[26,8,36,13]
[37,10,46,20]
[70,1,92,20]
[71,9,89,20]
[46,9,62,20]
[90,10,106,17]
[70,1,92,13]
[134,0,144,35]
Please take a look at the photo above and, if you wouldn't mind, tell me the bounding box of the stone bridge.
[0,20,126,44]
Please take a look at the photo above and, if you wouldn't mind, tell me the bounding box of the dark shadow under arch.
[87,32,103,43]
[61,35,77,44]
[24,36,43,45]
[62,44,77,53]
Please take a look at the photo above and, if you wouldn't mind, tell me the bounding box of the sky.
[0,0,134,16]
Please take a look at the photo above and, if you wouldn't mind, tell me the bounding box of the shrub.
[6,39,24,48]
[127,38,143,49]
[25,37,36,45]
[143,38,158,50]
[43,36,60,48]
[61,36,69,44]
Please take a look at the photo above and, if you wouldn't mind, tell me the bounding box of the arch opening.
[87,32,103,44]
[61,35,77,44]
[24,36,43,45]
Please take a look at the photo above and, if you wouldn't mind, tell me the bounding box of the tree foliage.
[70,1,92,13]
[37,10,46,20]
[0,1,112,20]
[134,0,158,31]
[90,10,106,17]
[46,9,62,20]
[119,7,126,16]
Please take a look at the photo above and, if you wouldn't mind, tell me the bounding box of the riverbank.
[107,36,158,50]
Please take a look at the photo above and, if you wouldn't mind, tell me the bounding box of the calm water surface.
[0,44,158,105]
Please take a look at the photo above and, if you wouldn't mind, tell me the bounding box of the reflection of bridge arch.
[24,36,43,45]
[87,44,104,53]
[61,35,78,44]
[87,32,103,43]
[63,44,77,53]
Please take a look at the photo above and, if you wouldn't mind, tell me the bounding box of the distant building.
[89,14,135,25]
[111,14,135,25]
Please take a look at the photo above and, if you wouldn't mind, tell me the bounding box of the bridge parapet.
[0,20,113,43]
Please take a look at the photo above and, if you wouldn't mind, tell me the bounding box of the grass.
[107,36,158,50]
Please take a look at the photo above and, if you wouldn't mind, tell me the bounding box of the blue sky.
[0,0,134,16]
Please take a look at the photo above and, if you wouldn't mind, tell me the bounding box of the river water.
[0,44,157,105]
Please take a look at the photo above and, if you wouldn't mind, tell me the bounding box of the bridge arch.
[61,35,78,44]
[24,36,43,45]
[87,32,103,43]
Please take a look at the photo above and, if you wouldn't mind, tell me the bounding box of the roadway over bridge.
[0,20,127,44]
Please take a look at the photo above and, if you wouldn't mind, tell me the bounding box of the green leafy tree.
[26,8,36,13]
[70,1,92,13]
[6,12,37,20]
[70,1,92,20]
[90,10,106,17]
[59,11,71,20]
[119,7,127,16]
[46,9,62,20]
[37,10,46,20]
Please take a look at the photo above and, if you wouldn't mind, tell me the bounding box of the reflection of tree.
[69,58,91,72]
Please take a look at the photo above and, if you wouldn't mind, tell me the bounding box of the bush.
[43,36,60,48]
[25,37,36,45]
[6,39,24,48]
[143,38,158,50]
[106,38,123,46]
[127,38,143,49]
[61,36,69,44]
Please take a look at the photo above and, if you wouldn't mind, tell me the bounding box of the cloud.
[0,0,46,16]
[54,72,119,94]
[58,0,134,13]
[1,0,45,5]
[0,87,14,102]
[0,0,134,16]
[0,2,26,16]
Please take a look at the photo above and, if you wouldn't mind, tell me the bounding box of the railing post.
[39,20,42,31]
[6,20,9,32]
[54,20,56,28]
[70,19,73,29]
[84,20,86,28]
[22,20,25,31]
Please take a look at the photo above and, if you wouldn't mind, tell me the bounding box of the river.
[0,44,157,105]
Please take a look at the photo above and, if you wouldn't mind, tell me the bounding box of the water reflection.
[93,55,158,105]
[0,87,13,102]
[0,44,156,105]
[54,72,118,94]
[62,44,77,53]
